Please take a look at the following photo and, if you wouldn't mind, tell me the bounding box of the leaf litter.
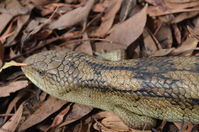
[0,0,199,132]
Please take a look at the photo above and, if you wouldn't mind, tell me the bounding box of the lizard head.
[21,50,76,98]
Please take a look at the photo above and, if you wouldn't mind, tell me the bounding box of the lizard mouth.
[21,65,34,79]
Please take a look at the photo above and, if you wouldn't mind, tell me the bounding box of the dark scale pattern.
[22,50,199,129]
[84,56,199,101]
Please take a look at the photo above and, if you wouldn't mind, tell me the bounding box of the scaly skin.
[22,50,199,129]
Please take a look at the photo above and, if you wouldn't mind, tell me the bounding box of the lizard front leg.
[113,105,157,130]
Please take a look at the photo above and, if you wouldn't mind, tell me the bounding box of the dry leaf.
[93,112,151,132]
[174,123,194,132]
[31,0,54,6]
[193,17,199,34]
[18,96,66,131]
[49,0,95,29]
[145,0,161,6]
[99,112,129,132]
[157,121,167,131]
[189,19,199,41]
[171,37,199,56]
[0,81,28,97]
[5,15,30,47]
[21,18,53,45]
[0,18,15,43]
[59,104,93,127]
[92,0,122,37]
[143,29,159,56]
[106,5,147,47]
[157,7,199,16]
[147,1,199,16]
[34,29,52,40]
[3,0,29,15]
[165,0,199,9]
[119,0,136,22]
[1,0,31,46]
[0,0,28,34]
[93,112,127,132]
[92,1,108,12]
[94,5,147,52]
[151,48,175,57]
[166,0,198,2]
[0,104,23,132]
[4,95,22,122]
[0,13,13,34]
[9,48,20,59]
[46,104,72,131]
[75,32,93,55]
[155,24,173,49]
[0,41,4,68]
[171,11,199,23]
[172,24,182,44]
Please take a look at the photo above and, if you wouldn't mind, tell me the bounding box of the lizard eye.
[38,70,45,76]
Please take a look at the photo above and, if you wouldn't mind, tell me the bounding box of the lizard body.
[22,50,199,129]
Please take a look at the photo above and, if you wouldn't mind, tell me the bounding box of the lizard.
[21,49,199,130]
